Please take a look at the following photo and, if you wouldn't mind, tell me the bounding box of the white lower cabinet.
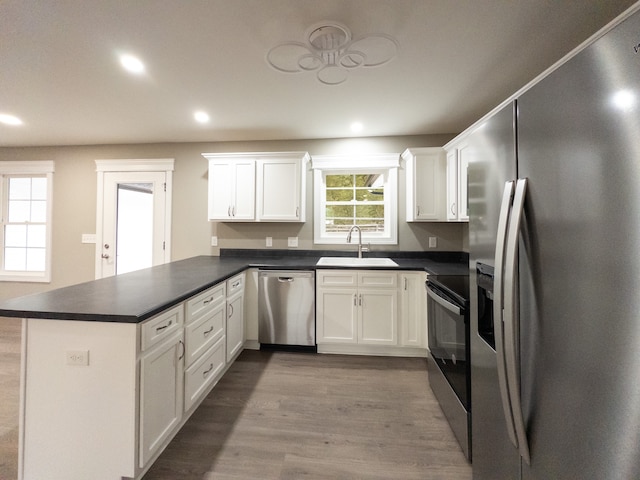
[226,272,245,362]
[316,269,427,356]
[399,272,428,347]
[184,335,226,411]
[139,327,184,467]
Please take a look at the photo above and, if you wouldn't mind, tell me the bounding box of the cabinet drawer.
[184,336,226,411]
[185,283,226,324]
[185,302,225,367]
[141,305,183,351]
[316,270,358,287]
[358,271,397,288]
[226,273,244,296]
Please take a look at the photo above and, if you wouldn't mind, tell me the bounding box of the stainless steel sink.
[316,257,398,267]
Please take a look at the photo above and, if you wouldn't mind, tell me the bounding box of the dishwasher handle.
[278,277,294,282]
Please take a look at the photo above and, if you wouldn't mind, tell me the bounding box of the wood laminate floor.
[0,318,471,480]
[144,350,471,480]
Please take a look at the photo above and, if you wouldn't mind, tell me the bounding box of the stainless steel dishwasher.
[258,270,315,350]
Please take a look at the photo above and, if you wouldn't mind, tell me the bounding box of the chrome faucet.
[347,225,364,258]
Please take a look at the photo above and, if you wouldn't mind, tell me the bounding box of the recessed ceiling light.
[194,111,210,123]
[0,113,23,126]
[350,122,363,133]
[119,54,145,75]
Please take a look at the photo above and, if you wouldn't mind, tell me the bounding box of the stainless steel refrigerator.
[469,5,640,479]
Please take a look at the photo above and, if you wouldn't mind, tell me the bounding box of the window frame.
[312,154,399,245]
[0,161,54,283]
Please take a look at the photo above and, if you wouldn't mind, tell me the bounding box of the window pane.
[9,178,31,200]
[326,174,353,188]
[27,225,46,248]
[30,200,47,222]
[5,225,27,247]
[4,247,26,270]
[356,204,385,218]
[326,189,353,202]
[355,188,384,202]
[26,248,46,271]
[31,177,47,200]
[326,205,354,218]
[8,200,31,222]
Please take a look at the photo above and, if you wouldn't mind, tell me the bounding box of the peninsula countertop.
[0,250,469,323]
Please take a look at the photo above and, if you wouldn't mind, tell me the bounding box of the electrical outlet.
[66,350,89,366]
[429,236,437,248]
[288,236,298,247]
[81,233,96,244]
[211,236,218,246]
[266,236,273,247]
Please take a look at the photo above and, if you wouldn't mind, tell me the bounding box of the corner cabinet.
[403,147,447,222]
[203,151,309,222]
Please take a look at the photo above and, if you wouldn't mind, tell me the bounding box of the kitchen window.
[312,154,399,245]
[0,161,54,282]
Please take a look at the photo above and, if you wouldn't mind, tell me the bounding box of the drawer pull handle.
[232,281,241,288]
[203,326,214,336]
[178,340,185,361]
[203,363,214,377]
[155,320,171,333]
[203,297,214,305]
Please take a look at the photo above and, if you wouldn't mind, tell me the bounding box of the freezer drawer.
[258,270,315,347]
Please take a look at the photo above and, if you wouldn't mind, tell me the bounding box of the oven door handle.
[426,287,461,315]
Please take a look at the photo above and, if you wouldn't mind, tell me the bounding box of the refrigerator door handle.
[503,177,531,464]
[493,180,518,449]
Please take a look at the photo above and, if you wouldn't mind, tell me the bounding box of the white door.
[97,170,170,278]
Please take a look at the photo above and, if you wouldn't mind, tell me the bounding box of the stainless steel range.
[426,274,470,460]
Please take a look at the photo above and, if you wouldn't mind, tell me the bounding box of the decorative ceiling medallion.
[267,21,398,85]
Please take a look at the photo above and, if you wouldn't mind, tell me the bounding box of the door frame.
[95,159,174,279]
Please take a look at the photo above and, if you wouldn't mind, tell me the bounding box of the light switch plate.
[211,236,218,246]
[266,236,273,247]
[428,236,437,248]
[288,236,298,247]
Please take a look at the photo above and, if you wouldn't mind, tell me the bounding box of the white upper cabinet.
[204,152,308,222]
[445,141,469,222]
[403,147,447,222]
[207,157,255,220]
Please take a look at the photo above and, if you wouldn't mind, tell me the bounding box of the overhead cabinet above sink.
[203,151,309,222]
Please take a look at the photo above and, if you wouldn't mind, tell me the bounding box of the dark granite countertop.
[0,250,468,323]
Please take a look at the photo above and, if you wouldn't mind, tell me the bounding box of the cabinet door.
[231,160,255,220]
[208,160,233,220]
[404,148,447,221]
[457,146,470,222]
[256,158,302,221]
[400,272,427,347]
[139,330,184,467]
[316,287,358,343]
[446,149,459,220]
[358,288,398,345]
[226,292,245,362]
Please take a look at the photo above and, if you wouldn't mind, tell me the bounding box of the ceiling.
[1,0,637,147]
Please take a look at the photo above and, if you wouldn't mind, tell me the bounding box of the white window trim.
[311,153,399,245]
[0,161,55,283]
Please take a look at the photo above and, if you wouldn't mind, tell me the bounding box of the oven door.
[427,284,469,409]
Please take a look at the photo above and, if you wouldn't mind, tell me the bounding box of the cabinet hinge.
[163,241,166,250]
[163,182,166,192]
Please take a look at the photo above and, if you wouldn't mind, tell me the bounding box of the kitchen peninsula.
[0,251,467,480]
